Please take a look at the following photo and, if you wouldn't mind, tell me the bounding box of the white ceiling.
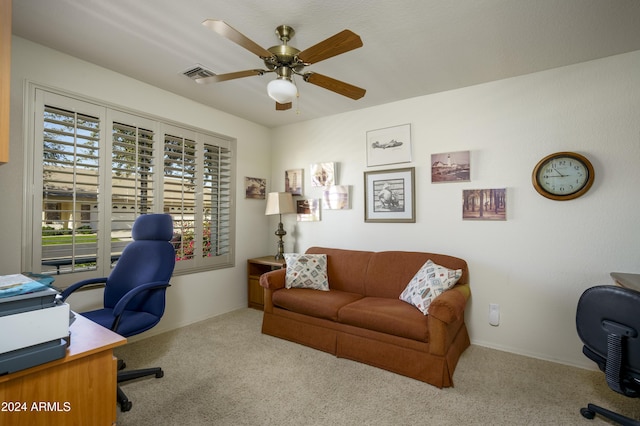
[12,0,640,128]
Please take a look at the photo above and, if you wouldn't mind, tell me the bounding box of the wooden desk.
[610,272,640,292]
[0,314,126,426]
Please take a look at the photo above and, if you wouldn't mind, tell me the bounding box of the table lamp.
[265,192,296,260]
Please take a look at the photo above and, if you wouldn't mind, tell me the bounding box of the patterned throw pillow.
[284,253,329,291]
[399,259,462,315]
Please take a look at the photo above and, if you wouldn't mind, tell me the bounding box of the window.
[26,88,235,287]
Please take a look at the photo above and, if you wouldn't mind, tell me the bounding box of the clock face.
[532,152,594,200]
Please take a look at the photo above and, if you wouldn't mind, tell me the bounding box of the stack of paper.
[0,274,49,299]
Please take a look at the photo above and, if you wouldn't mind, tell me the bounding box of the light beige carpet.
[114,309,638,425]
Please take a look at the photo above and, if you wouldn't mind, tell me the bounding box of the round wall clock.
[532,151,595,201]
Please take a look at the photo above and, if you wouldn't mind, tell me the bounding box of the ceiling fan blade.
[195,69,265,84]
[202,20,274,59]
[304,73,366,100]
[276,102,292,111]
[297,30,363,64]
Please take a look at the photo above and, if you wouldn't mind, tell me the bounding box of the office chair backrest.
[576,285,640,394]
[103,214,175,318]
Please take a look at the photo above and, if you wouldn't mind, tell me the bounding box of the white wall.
[6,37,640,367]
[3,37,273,338]
[270,50,640,368]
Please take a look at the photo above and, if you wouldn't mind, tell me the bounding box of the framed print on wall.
[285,168,303,195]
[310,162,336,187]
[364,167,415,223]
[462,188,506,221]
[431,150,471,183]
[296,199,320,222]
[322,185,351,210]
[244,177,266,199]
[366,123,412,167]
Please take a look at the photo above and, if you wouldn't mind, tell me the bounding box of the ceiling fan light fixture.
[267,77,297,104]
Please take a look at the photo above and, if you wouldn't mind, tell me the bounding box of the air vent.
[182,64,216,80]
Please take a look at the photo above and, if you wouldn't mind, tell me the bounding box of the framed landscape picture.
[462,188,506,221]
[366,123,412,167]
[244,177,266,199]
[431,150,470,183]
[364,167,415,223]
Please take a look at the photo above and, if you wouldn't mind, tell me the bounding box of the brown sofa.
[260,247,471,388]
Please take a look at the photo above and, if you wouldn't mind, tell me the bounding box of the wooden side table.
[247,256,286,310]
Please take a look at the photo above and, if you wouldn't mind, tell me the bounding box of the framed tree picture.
[462,188,506,221]
[364,167,415,223]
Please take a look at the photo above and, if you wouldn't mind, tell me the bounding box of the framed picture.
[431,150,471,183]
[364,167,415,223]
[310,162,336,187]
[285,168,303,195]
[366,123,412,167]
[244,177,266,199]
[322,185,351,210]
[296,199,320,222]
[462,188,506,221]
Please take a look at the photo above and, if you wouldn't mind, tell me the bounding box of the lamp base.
[274,220,286,260]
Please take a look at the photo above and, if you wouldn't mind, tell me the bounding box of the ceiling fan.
[196,20,366,111]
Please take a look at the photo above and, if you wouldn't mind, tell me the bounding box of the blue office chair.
[576,285,640,425]
[61,214,175,412]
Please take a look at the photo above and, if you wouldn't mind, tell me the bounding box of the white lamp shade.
[265,192,295,215]
[267,78,297,104]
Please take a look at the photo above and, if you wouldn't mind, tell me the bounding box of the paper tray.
[0,339,67,376]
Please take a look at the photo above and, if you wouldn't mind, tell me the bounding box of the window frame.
[23,84,236,288]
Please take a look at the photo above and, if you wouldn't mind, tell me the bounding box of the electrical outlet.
[489,303,500,326]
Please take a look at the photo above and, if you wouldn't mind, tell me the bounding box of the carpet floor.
[114,308,639,425]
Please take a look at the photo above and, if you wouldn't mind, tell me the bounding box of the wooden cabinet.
[0,0,10,163]
[247,256,285,310]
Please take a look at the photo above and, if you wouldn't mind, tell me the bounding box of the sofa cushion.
[399,260,463,314]
[284,253,329,291]
[364,251,468,298]
[272,288,364,321]
[338,297,429,342]
[306,247,371,294]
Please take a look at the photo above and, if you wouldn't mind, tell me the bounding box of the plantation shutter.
[40,105,101,275]
[163,126,234,272]
[203,141,232,258]
[110,111,157,257]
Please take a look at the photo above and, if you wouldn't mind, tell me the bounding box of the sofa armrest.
[260,269,286,314]
[259,268,286,290]
[427,283,471,357]
[428,283,470,324]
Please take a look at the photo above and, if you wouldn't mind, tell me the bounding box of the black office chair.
[576,285,640,425]
[61,214,175,412]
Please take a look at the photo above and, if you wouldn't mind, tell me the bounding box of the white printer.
[0,274,70,375]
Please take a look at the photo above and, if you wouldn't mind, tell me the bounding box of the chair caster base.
[119,400,132,412]
[580,407,595,420]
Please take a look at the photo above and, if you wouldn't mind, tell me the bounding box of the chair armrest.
[110,281,171,333]
[259,269,286,290]
[112,281,171,317]
[60,277,108,301]
[428,283,470,324]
